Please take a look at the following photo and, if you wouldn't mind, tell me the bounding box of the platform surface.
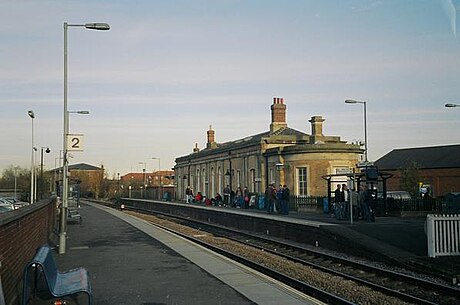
[54,202,323,305]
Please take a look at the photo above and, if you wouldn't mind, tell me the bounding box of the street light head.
[28,110,35,118]
[68,110,90,115]
[45,148,51,154]
[85,23,110,30]
[445,103,459,108]
[345,99,358,104]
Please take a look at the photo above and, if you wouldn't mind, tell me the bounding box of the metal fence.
[125,190,448,216]
[288,196,446,216]
[289,196,324,211]
[372,197,445,216]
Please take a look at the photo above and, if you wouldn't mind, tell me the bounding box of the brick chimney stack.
[270,97,287,133]
[206,125,217,149]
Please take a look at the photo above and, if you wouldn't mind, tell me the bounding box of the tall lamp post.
[345,99,368,162]
[445,103,459,108]
[28,110,35,204]
[33,147,38,203]
[152,157,161,199]
[138,162,146,198]
[117,173,121,198]
[60,21,110,255]
[40,146,51,199]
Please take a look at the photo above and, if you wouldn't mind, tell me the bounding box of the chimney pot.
[207,125,216,148]
[270,97,287,133]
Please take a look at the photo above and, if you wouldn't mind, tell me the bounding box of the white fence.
[426,214,460,258]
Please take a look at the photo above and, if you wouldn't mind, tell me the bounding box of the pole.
[34,149,38,203]
[363,102,368,162]
[59,22,69,254]
[158,158,161,200]
[14,168,17,199]
[349,170,356,225]
[40,147,45,199]
[30,117,34,204]
[117,173,120,198]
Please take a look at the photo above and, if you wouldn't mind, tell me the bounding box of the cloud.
[439,0,459,37]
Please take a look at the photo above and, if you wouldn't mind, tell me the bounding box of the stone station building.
[174,97,363,201]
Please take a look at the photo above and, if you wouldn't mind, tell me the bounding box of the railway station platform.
[49,199,460,304]
[116,198,460,284]
[53,201,323,305]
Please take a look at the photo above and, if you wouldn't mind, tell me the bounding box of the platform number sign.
[67,134,84,151]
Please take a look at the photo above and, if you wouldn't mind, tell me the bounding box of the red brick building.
[375,144,460,197]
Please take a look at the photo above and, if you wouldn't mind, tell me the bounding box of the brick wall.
[383,168,460,197]
[0,199,56,305]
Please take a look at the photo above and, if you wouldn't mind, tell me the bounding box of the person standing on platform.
[185,186,192,203]
[276,185,283,214]
[282,184,290,215]
[359,185,371,221]
[341,183,349,219]
[223,185,231,207]
[243,186,250,209]
[265,184,276,214]
[342,184,348,203]
[236,186,244,208]
[333,184,342,215]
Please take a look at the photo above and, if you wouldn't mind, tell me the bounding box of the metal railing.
[289,196,324,211]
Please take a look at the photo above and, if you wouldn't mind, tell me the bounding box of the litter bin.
[445,192,460,214]
[323,197,329,214]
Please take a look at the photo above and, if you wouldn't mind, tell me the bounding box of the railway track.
[101,201,460,304]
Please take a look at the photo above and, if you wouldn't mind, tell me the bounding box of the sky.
[1,0,459,178]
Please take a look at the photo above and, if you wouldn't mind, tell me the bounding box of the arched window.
[218,167,222,194]
[196,168,200,193]
[250,169,255,192]
[202,168,206,196]
[236,170,241,188]
[210,167,215,196]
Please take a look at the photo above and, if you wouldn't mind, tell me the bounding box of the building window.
[196,169,200,192]
[202,168,206,195]
[236,170,241,187]
[250,169,255,192]
[218,167,222,194]
[269,168,274,184]
[297,167,308,196]
[210,167,215,197]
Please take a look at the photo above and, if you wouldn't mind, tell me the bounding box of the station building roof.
[375,144,460,170]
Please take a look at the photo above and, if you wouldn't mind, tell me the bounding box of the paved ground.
[42,199,459,304]
[56,204,255,305]
[51,202,323,305]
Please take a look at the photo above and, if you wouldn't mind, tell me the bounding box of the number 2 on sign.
[71,137,80,148]
[67,134,84,151]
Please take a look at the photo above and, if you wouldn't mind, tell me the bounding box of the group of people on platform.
[264,184,290,215]
[185,185,253,208]
[333,183,375,222]
[184,184,290,214]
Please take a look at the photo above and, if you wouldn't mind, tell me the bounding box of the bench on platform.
[22,245,92,305]
[67,208,82,224]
